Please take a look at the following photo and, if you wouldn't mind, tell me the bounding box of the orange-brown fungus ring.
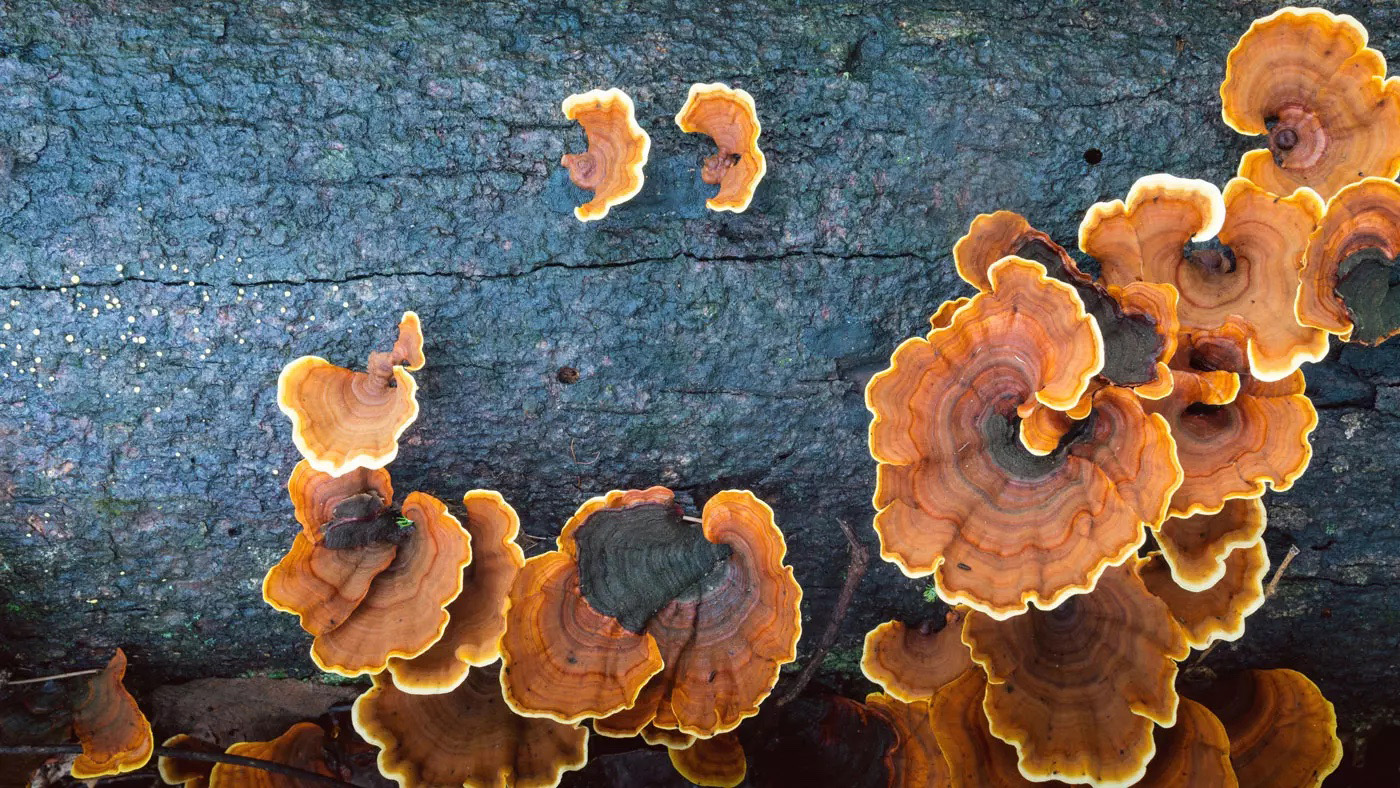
[675,83,766,213]
[561,88,650,222]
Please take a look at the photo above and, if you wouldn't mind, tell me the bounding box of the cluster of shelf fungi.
[6,5,1400,787]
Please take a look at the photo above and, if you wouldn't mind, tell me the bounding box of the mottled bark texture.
[0,0,1395,745]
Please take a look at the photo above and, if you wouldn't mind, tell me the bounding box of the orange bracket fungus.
[1297,176,1400,345]
[864,694,948,788]
[1153,497,1267,592]
[961,561,1191,786]
[1192,668,1343,787]
[157,734,218,787]
[386,490,526,694]
[209,721,335,785]
[860,609,974,703]
[668,732,747,788]
[674,82,767,213]
[354,667,588,788]
[500,487,801,738]
[71,649,154,780]
[1221,7,1400,200]
[278,311,425,477]
[867,256,1182,618]
[954,211,1178,393]
[1140,540,1269,650]
[561,88,650,222]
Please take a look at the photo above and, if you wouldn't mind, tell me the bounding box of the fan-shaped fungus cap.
[668,732,747,788]
[641,725,696,750]
[311,492,473,676]
[70,649,153,779]
[861,609,974,702]
[1193,669,1343,787]
[954,211,1177,391]
[1297,176,1400,344]
[354,667,588,788]
[674,83,766,213]
[1153,498,1267,592]
[157,735,217,787]
[210,722,334,785]
[1221,7,1400,200]
[1140,540,1269,650]
[503,487,801,738]
[387,490,526,694]
[865,694,949,788]
[278,311,425,477]
[1082,175,1328,381]
[561,88,650,222]
[868,256,1183,618]
[962,561,1190,786]
[1143,361,1315,518]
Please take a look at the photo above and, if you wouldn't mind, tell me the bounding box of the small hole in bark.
[556,366,580,384]
[1083,148,1103,165]
[226,527,239,537]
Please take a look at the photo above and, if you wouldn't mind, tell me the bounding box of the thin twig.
[1196,543,1302,664]
[3,669,100,687]
[0,744,360,787]
[776,519,869,707]
[680,515,704,525]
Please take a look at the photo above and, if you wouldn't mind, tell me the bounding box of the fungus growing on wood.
[641,725,696,750]
[1193,669,1343,787]
[953,211,1178,392]
[209,722,334,785]
[277,311,425,477]
[501,487,801,738]
[860,609,973,702]
[674,83,767,213]
[961,561,1190,786]
[928,296,971,330]
[668,732,747,788]
[865,694,948,787]
[1153,498,1267,592]
[71,649,153,780]
[287,460,396,541]
[156,734,217,787]
[1296,176,1400,345]
[353,667,588,788]
[867,256,1182,618]
[1221,7,1400,199]
[1081,175,1328,381]
[387,490,526,694]
[308,491,472,676]
[1137,698,1239,788]
[561,88,651,221]
[1140,540,1269,650]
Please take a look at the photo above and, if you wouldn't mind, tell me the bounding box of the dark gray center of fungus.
[321,492,413,550]
[1335,246,1400,344]
[1184,238,1238,275]
[982,408,1094,481]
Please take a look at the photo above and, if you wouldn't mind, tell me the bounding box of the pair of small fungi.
[561,83,766,220]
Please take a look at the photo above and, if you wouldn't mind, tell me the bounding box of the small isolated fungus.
[560,88,650,222]
[1085,175,1328,380]
[354,666,588,788]
[864,694,948,787]
[71,649,154,780]
[387,490,526,694]
[501,487,801,738]
[668,732,747,788]
[961,560,1190,786]
[156,734,218,787]
[1153,498,1267,592]
[1221,7,1400,199]
[954,211,1178,392]
[674,83,767,213]
[1297,176,1400,345]
[1193,669,1343,787]
[277,311,425,477]
[860,609,974,702]
[867,256,1182,618]
[1140,540,1269,650]
[1143,349,1316,519]
[210,722,334,785]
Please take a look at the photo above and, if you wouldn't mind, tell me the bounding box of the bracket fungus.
[864,694,948,788]
[354,667,588,788]
[1221,7,1400,200]
[500,487,801,738]
[961,560,1191,786]
[1297,176,1400,345]
[561,88,650,222]
[674,82,767,213]
[387,490,526,694]
[277,311,425,477]
[1153,498,1267,592]
[71,649,154,780]
[1140,540,1269,650]
[157,734,218,787]
[1081,175,1328,381]
[668,732,747,788]
[1192,668,1343,788]
[860,609,974,703]
[209,722,334,785]
[867,256,1182,618]
[954,211,1178,393]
